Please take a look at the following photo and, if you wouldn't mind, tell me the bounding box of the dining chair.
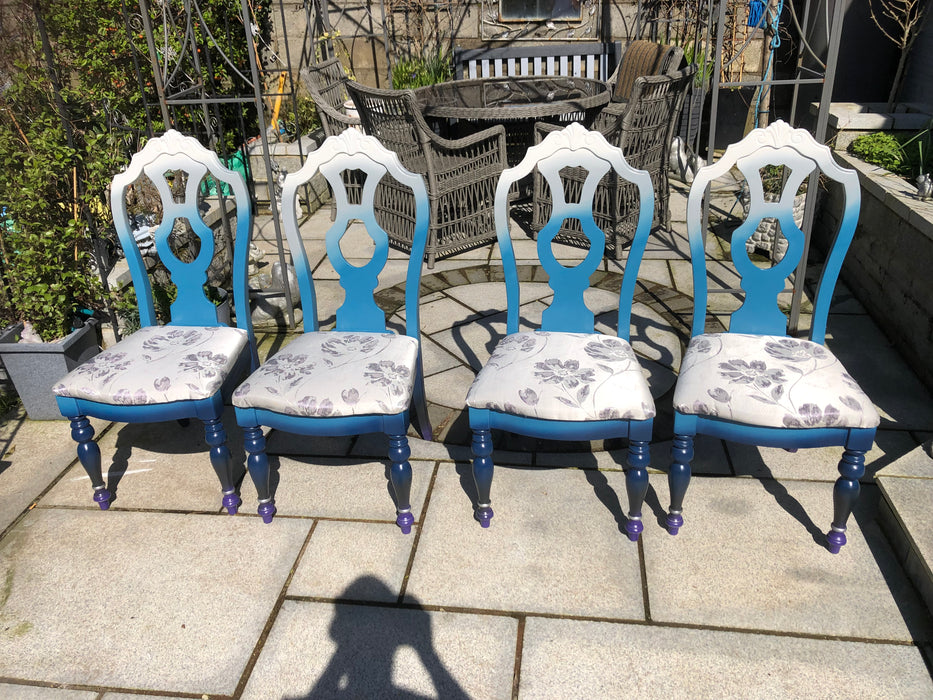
[667,119,880,553]
[465,122,656,539]
[533,67,694,258]
[54,129,257,512]
[345,80,508,268]
[232,128,432,531]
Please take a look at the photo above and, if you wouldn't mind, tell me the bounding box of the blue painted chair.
[54,129,257,513]
[232,129,432,531]
[465,122,657,540]
[667,120,880,553]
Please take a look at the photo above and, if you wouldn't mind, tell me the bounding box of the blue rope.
[754,0,784,128]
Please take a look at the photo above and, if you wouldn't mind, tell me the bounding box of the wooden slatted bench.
[453,42,622,81]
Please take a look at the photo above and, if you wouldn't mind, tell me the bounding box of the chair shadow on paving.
[106,418,246,506]
[286,576,470,700]
[454,455,638,538]
[749,457,830,550]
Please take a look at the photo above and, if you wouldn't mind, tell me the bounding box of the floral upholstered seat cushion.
[466,331,655,422]
[53,325,248,405]
[674,333,880,429]
[233,331,419,418]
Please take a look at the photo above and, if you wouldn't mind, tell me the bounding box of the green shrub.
[392,54,452,90]
[848,132,905,172]
[848,127,932,177]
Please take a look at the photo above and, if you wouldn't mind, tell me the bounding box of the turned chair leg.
[667,434,694,535]
[471,428,494,527]
[388,434,414,534]
[827,448,865,554]
[624,440,650,541]
[70,416,110,509]
[204,417,241,515]
[243,425,276,523]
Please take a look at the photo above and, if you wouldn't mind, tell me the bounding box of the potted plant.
[0,136,104,419]
[0,0,131,419]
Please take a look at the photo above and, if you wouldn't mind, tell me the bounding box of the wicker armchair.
[607,40,684,104]
[346,81,508,268]
[533,67,694,259]
[299,58,360,136]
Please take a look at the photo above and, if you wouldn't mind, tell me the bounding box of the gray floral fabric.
[53,325,248,405]
[233,331,419,417]
[674,333,879,429]
[466,331,655,422]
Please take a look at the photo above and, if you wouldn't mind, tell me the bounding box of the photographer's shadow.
[289,576,469,699]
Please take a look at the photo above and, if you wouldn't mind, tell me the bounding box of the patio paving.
[0,181,932,698]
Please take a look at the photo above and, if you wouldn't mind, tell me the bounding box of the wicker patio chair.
[607,39,684,104]
[532,67,694,259]
[345,81,508,268]
[299,57,361,136]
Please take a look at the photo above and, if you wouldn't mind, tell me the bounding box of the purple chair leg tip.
[625,519,643,542]
[666,512,683,536]
[826,530,846,554]
[474,506,494,528]
[396,512,414,535]
[258,502,276,524]
[222,493,241,515]
[93,489,112,511]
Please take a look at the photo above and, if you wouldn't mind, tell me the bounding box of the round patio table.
[415,76,610,166]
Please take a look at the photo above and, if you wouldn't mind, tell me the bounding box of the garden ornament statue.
[916,172,932,201]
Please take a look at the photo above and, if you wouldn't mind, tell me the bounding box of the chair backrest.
[686,119,861,344]
[110,130,254,339]
[300,58,355,136]
[610,40,684,103]
[495,122,654,337]
[344,82,430,176]
[279,129,430,338]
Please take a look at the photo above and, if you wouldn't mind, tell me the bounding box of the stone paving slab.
[826,314,933,431]
[40,418,246,514]
[0,509,309,695]
[642,475,933,641]
[425,365,477,410]
[420,335,464,377]
[0,411,109,533]
[103,695,190,700]
[236,456,433,523]
[240,599,517,699]
[0,687,96,700]
[264,430,355,456]
[444,280,553,315]
[405,463,645,618]
[727,429,919,482]
[518,617,933,698]
[288,520,417,602]
[417,296,481,334]
[633,258,673,286]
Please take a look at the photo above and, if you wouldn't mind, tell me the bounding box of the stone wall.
[815,151,933,391]
[272,0,641,87]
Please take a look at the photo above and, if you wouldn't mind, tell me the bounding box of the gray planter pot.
[0,321,100,420]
